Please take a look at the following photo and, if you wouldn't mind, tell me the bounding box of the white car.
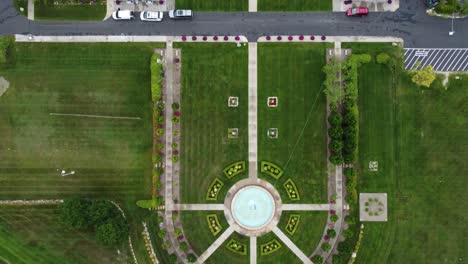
[112,9,135,20]
[140,11,163,22]
[168,9,193,19]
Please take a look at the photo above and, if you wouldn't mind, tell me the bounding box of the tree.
[96,222,120,246]
[179,241,188,251]
[328,111,342,127]
[327,229,337,238]
[410,63,436,88]
[330,214,339,223]
[343,229,354,239]
[59,197,92,229]
[321,242,331,252]
[88,199,117,226]
[312,255,323,264]
[344,215,355,225]
[187,253,196,263]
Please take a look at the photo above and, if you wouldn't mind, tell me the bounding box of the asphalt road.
[0,0,467,48]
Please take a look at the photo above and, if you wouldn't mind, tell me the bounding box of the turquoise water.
[232,186,274,229]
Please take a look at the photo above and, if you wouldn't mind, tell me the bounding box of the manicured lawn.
[175,43,248,203]
[0,206,126,264]
[0,42,165,263]
[342,43,467,263]
[258,43,330,204]
[258,0,332,11]
[278,211,327,256]
[176,0,248,11]
[35,2,106,21]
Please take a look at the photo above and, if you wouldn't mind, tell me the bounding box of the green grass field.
[0,206,126,264]
[258,0,332,11]
[341,43,467,263]
[175,43,249,204]
[0,42,166,263]
[35,2,106,21]
[175,0,248,11]
[258,43,329,204]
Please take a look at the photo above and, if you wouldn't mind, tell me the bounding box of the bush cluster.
[435,0,468,15]
[328,108,343,165]
[59,198,128,246]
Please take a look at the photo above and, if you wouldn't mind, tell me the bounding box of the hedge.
[283,178,300,201]
[151,54,163,101]
[136,197,163,209]
[223,161,246,179]
[285,214,301,235]
[206,178,224,201]
[226,239,247,255]
[260,161,284,179]
[206,214,222,236]
[0,36,13,64]
[260,239,282,256]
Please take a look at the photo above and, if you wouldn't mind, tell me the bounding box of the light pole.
[449,12,455,36]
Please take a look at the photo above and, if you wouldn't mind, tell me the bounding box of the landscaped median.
[34,0,107,21]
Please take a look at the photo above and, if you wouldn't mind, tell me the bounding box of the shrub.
[312,255,323,264]
[136,199,161,209]
[343,229,354,239]
[157,102,165,111]
[321,242,331,252]
[171,155,179,163]
[151,54,163,101]
[337,240,353,255]
[328,126,343,140]
[171,142,178,149]
[330,214,339,223]
[330,153,343,165]
[59,197,92,229]
[171,116,179,124]
[158,230,166,238]
[172,102,180,110]
[343,112,357,126]
[187,253,196,263]
[179,241,187,251]
[169,254,177,264]
[156,129,164,136]
[329,140,343,153]
[345,195,356,205]
[344,215,355,225]
[328,111,342,126]
[344,168,356,179]
[376,52,391,65]
[95,220,128,246]
[157,116,164,124]
[174,228,182,236]
[435,3,457,14]
[327,229,337,239]
[343,98,355,111]
[410,64,436,88]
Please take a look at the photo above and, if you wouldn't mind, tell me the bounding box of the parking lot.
[404,48,468,72]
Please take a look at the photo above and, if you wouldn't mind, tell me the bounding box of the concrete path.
[272,226,312,264]
[27,0,33,20]
[171,204,225,211]
[281,204,331,211]
[196,226,235,264]
[248,42,258,179]
[250,236,257,264]
[249,0,257,12]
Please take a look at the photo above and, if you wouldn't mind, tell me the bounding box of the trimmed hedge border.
[206,214,222,236]
[283,178,300,201]
[260,239,282,256]
[226,239,247,255]
[223,161,246,179]
[206,178,224,201]
[285,214,301,235]
[260,161,284,179]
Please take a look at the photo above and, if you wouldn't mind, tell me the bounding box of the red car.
[346,7,369,17]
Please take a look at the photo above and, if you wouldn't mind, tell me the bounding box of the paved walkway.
[248,42,258,179]
[27,0,34,20]
[171,204,225,211]
[281,204,331,211]
[196,226,235,264]
[250,237,257,264]
[272,226,313,264]
[249,0,257,12]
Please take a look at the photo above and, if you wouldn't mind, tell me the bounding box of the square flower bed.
[260,161,283,179]
[206,178,224,201]
[260,239,282,256]
[228,96,239,107]
[267,128,278,139]
[267,96,278,107]
[285,214,301,235]
[226,239,247,255]
[206,214,222,236]
[283,178,300,201]
[228,128,239,139]
[223,161,246,179]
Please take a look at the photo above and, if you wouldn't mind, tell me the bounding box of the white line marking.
[404,49,415,64]
[49,113,141,120]
[451,50,467,71]
[419,50,436,68]
[424,49,441,69]
[440,50,458,71]
[431,50,448,70]
[444,50,462,71]
[455,55,468,71]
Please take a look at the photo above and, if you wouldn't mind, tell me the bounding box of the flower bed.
[285,214,301,235]
[260,161,283,179]
[226,239,247,255]
[260,239,282,256]
[206,178,224,201]
[206,214,222,236]
[223,161,246,179]
[283,178,300,201]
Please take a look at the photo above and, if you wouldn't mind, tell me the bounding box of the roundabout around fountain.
[224,178,283,237]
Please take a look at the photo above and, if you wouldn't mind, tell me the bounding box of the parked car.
[168,9,193,19]
[112,9,135,20]
[140,11,163,22]
[346,7,369,17]
[425,0,440,8]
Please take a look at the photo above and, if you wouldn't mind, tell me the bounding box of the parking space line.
[431,50,449,70]
[423,49,441,69]
[419,50,436,69]
[440,50,458,71]
[444,50,463,72]
[404,49,415,65]
[458,56,468,71]
[452,50,467,71]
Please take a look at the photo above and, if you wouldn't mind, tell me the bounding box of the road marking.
[405,48,468,72]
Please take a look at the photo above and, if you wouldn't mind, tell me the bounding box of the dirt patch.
[0,77,10,97]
